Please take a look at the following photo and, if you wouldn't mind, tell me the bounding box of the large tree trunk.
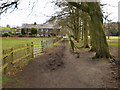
[82,12,89,48]
[72,28,80,42]
[81,28,84,40]
[89,21,97,52]
[83,21,89,48]
[69,2,112,58]
[70,8,81,43]
[91,16,111,58]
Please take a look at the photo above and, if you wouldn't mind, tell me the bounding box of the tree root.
[89,49,96,52]
[81,45,90,48]
[84,45,90,48]
[92,54,113,59]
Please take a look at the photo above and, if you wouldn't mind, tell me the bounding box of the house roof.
[0,29,12,32]
[22,23,54,29]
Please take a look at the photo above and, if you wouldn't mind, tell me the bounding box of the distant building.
[0,27,21,35]
[22,23,61,37]
[0,29,12,33]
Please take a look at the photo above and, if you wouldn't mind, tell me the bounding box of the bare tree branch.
[0,0,20,14]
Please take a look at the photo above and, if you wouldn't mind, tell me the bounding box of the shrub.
[15,33,20,35]
[19,34,23,37]
[31,27,37,35]
[3,32,10,37]
[21,28,26,35]
[0,32,2,36]
[8,32,12,35]
[11,32,15,35]
[9,32,15,35]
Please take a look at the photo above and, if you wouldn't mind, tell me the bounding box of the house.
[22,23,61,37]
[0,27,12,33]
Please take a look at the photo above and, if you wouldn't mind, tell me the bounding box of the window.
[41,29,43,32]
[41,34,43,36]
[45,34,48,37]
[46,29,48,32]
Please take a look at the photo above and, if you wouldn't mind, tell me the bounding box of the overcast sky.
[0,0,119,27]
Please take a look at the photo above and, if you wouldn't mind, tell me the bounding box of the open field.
[87,36,119,48]
[1,37,61,84]
[2,37,52,50]
[107,36,120,48]
[1,36,119,50]
[108,42,119,47]
[106,36,120,40]
[0,27,11,29]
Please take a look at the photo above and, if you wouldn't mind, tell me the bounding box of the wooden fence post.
[27,44,29,54]
[46,41,47,47]
[53,39,55,43]
[41,41,44,53]
[3,50,7,74]
[26,44,29,60]
[31,42,34,58]
[11,48,14,64]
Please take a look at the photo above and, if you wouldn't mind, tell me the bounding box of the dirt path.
[3,40,118,88]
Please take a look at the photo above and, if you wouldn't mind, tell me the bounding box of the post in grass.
[41,41,44,53]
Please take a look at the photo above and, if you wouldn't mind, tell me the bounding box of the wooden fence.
[1,37,62,74]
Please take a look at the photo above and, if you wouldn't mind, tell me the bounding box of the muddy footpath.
[3,40,119,88]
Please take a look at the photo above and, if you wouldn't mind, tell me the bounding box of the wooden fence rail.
[0,38,62,74]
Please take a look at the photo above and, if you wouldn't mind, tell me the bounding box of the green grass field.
[2,36,119,50]
[106,36,120,40]
[0,27,11,29]
[2,37,51,50]
[82,36,119,48]
[108,42,119,47]
[88,36,119,48]
[1,37,52,84]
[107,36,120,48]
